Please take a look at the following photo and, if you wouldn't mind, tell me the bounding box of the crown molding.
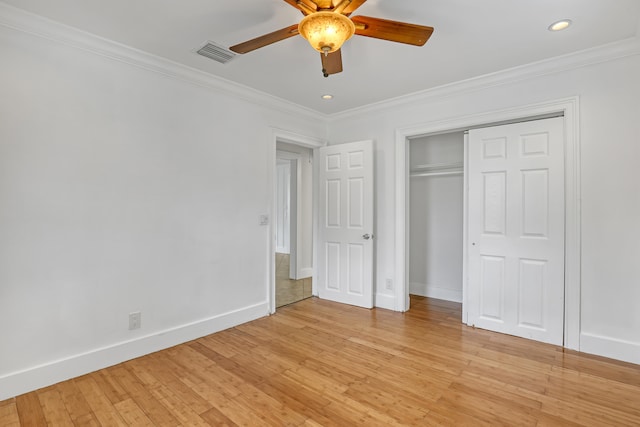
[1,2,638,125]
[0,2,323,123]
[328,36,640,121]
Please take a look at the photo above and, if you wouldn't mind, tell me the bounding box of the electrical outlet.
[259,214,269,225]
[385,278,393,291]
[129,312,141,330]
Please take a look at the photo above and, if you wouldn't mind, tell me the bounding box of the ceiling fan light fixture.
[298,12,355,55]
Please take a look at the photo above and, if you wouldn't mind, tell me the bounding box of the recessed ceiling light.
[321,94,334,100]
[548,19,572,32]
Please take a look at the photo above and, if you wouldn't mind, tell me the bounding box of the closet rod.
[410,170,463,178]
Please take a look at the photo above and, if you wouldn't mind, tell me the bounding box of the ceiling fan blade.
[230,25,300,54]
[320,49,343,76]
[340,0,367,16]
[351,16,434,46]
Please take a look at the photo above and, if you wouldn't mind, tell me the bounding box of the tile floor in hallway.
[276,252,312,308]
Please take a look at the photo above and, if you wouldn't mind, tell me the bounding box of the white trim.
[409,283,463,303]
[580,332,640,365]
[395,136,411,312]
[374,293,396,311]
[462,132,470,324]
[329,37,639,120]
[273,128,326,149]
[299,267,313,279]
[312,148,320,298]
[0,301,269,401]
[267,136,278,314]
[395,97,581,351]
[0,2,320,123]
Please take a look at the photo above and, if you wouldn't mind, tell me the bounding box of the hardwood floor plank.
[90,369,130,404]
[3,295,640,426]
[343,381,429,425]
[539,392,640,426]
[74,376,128,426]
[108,365,178,426]
[113,398,155,426]
[463,357,551,394]
[553,350,640,387]
[72,413,102,426]
[189,341,273,385]
[199,405,238,426]
[15,392,47,426]
[55,379,97,424]
[37,388,74,426]
[252,378,335,423]
[141,354,213,414]
[546,369,640,418]
[148,384,211,427]
[0,399,21,427]
[235,383,308,426]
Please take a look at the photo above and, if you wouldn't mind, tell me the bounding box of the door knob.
[362,234,372,240]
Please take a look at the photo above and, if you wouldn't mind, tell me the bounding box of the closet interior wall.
[409,132,465,303]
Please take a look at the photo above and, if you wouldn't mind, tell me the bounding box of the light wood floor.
[276,253,312,308]
[2,296,640,426]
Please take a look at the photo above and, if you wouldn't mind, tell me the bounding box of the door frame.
[268,129,324,314]
[394,97,581,350]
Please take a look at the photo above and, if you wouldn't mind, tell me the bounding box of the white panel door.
[318,141,374,308]
[467,117,565,345]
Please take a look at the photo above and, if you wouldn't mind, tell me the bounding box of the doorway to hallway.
[276,252,312,308]
[274,141,314,308]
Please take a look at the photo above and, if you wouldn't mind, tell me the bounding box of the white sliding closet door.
[467,117,565,345]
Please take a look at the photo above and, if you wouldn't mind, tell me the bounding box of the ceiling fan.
[229,0,434,77]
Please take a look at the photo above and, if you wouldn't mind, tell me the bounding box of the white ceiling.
[3,0,639,114]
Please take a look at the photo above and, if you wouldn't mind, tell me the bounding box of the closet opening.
[408,131,465,304]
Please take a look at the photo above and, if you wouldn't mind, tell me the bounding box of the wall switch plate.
[259,214,269,225]
[129,312,141,330]
[385,279,393,291]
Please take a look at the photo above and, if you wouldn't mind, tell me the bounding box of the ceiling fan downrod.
[334,0,353,15]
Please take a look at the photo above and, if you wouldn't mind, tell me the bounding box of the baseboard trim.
[410,282,463,303]
[0,302,269,401]
[374,293,396,310]
[580,332,640,365]
[298,268,313,279]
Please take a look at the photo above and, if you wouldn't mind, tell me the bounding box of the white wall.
[327,41,640,364]
[409,133,464,302]
[0,18,324,399]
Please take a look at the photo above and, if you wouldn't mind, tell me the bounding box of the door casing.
[395,97,581,350]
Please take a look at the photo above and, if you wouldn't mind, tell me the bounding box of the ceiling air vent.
[196,42,236,64]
